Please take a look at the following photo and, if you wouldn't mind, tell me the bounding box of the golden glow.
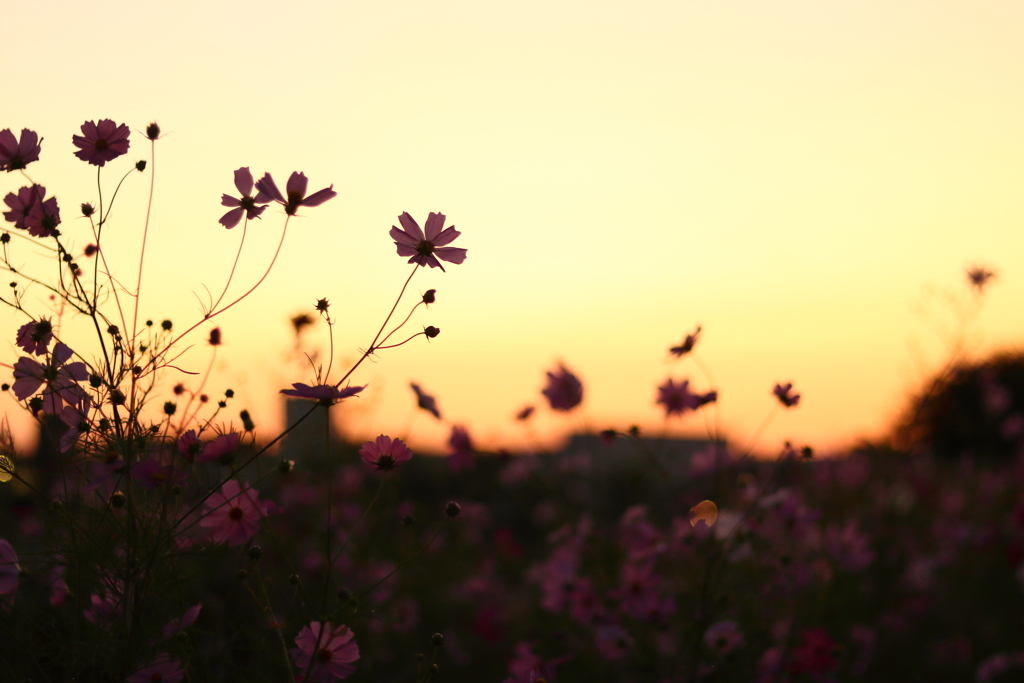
[3,0,1024,456]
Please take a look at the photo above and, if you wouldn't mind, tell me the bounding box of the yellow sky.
[3,0,1024,456]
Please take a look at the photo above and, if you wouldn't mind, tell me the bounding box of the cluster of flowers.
[0,120,466,682]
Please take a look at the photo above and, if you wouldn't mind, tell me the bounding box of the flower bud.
[81,203,95,217]
[145,122,161,140]
[422,289,436,304]
[164,402,177,416]
[247,546,263,561]
[135,160,147,172]
[445,501,461,518]
[424,326,440,339]
[110,491,125,508]
[161,319,173,331]
[431,633,444,646]
[208,327,222,346]
[288,573,300,585]
[240,410,255,432]
[0,233,9,244]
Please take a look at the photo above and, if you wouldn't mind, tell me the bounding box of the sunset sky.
[3,0,1024,457]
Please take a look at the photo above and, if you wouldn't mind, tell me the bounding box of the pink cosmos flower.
[132,458,189,490]
[0,129,42,172]
[199,480,278,546]
[16,318,53,356]
[360,435,413,472]
[84,590,121,624]
[177,429,204,460]
[448,425,474,472]
[788,627,839,678]
[656,378,717,418]
[390,212,467,270]
[410,382,441,419]
[542,364,583,412]
[72,119,130,167]
[0,539,19,610]
[219,167,270,228]
[198,431,240,463]
[3,184,45,230]
[773,382,801,408]
[126,654,185,683]
[254,172,336,216]
[12,342,89,409]
[280,383,366,406]
[669,326,702,357]
[290,621,360,682]
[153,603,202,644]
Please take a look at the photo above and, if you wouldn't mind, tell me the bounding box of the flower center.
[376,455,396,471]
[150,674,163,683]
[229,506,244,521]
[416,240,434,256]
[317,647,333,663]
[94,139,109,151]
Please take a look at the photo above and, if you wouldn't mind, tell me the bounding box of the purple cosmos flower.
[360,435,413,472]
[773,382,801,408]
[177,429,204,461]
[16,318,53,356]
[126,654,185,683]
[24,191,60,238]
[58,396,92,453]
[280,383,365,406]
[3,185,45,230]
[72,119,130,167]
[448,425,474,473]
[290,621,360,682]
[219,167,270,228]
[656,378,716,418]
[410,382,441,419]
[669,326,701,357]
[254,172,336,216]
[12,342,88,409]
[542,364,583,412]
[0,539,19,611]
[390,212,467,270]
[0,129,42,172]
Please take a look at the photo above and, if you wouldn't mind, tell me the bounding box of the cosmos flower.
[290,621,360,682]
[773,382,801,408]
[24,190,60,237]
[542,364,583,412]
[12,342,88,409]
[389,212,467,270]
[72,119,131,167]
[15,318,53,356]
[669,326,701,357]
[448,425,474,472]
[656,378,716,418]
[199,480,278,546]
[410,382,441,419]
[3,184,45,230]
[126,654,185,683]
[359,435,413,472]
[280,383,366,406]
[254,172,336,216]
[219,167,270,228]
[0,128,42,172]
